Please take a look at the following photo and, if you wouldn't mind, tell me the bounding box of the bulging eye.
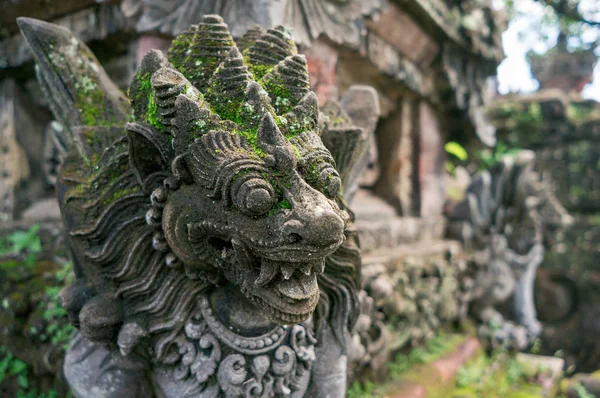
[234,178,275,216]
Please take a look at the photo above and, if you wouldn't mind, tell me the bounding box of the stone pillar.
[303,39,339,105]
[374,97,420,216]
[419,101,446,218]
[0,80,48,221]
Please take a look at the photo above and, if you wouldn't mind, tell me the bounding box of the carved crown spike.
[172,94,220,153]
[258,113,296,171]
[261,54,310,115]
[238,81,274,130]
[206,46,252,119]
[169,14,236,91]
[258,113,287,148]
[130,50,172,124]
[284,92,320,136]
[151,67,199,130]
[238,25,266,52]
[246,25,298,80]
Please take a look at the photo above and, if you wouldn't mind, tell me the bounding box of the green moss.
[267,197,292,217]
[146,92,167,132]
[244,54,275,80]
[102,185,141,206]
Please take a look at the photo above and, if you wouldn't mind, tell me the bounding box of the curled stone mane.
[38,13,361,361]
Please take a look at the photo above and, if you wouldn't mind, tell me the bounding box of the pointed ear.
[17,18,130,133]
[126,123,172,186]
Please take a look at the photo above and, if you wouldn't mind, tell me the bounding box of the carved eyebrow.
[289,131,336,167]
[187,130,270,204]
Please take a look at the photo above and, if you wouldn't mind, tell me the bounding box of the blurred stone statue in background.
[447,150,570,350]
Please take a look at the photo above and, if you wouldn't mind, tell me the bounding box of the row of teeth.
[254,260,325,286]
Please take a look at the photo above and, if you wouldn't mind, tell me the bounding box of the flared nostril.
[287,232,302,244]
[283,219,305,244]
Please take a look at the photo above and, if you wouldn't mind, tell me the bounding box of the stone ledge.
[363,239,462,268]
[358,219,448,254]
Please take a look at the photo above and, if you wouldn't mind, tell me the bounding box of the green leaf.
[9,232,30,252]
[17,372,28,388]
[10,359,27,375]
[28,237,42,254]
[445,142,468,161]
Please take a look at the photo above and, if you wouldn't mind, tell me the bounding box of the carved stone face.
[160,115,348,324]
[113,16,354,326]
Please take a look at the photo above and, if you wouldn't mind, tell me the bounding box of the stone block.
[0,80,49,221]
[366,3,439,68]
[374,98,419,216]
[303,39,339,105]
[419,101,446,218]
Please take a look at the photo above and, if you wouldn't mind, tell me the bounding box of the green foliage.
[445,142,469,161]
[350,332,465,397]
[0,347,29,390]
[347,380,384,398]
[452,348,545,398]
[476,141,522,170]
[0,346,64,397]
[38,262,75,350]
[573,383,595,398]
[445,141,469,174]
[0,224,42,266]
[504,0,600,52]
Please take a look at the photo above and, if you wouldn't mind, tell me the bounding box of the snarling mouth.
[243,256,325,324]
[231,240,329,324]
[188,222,341,324]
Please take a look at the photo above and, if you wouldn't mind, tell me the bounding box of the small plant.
[0,347,29,390]
[476,141,522,170]
[347,380,382,398]
[573,383,594,398]
[445,141,468,174]
[39,262,75,350]
[0,224,42,265]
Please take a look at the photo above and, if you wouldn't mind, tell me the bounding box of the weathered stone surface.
[111,0,384,45]
[529,36,597,93]
[362,239,465,351]
[374,99,419,216]
[304,39,339,105]
[537,141,600,213]
[0,0,96,38]
[353,189,447,254]
[366,3,439,68]
[560,371,600,398]
[419,101,446,218]
[516,353,564,383]
[0,80,49,221]
[491,90,600,373]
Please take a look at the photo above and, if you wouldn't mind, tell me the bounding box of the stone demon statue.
[447,151,567,349]
[19,15,373,397]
